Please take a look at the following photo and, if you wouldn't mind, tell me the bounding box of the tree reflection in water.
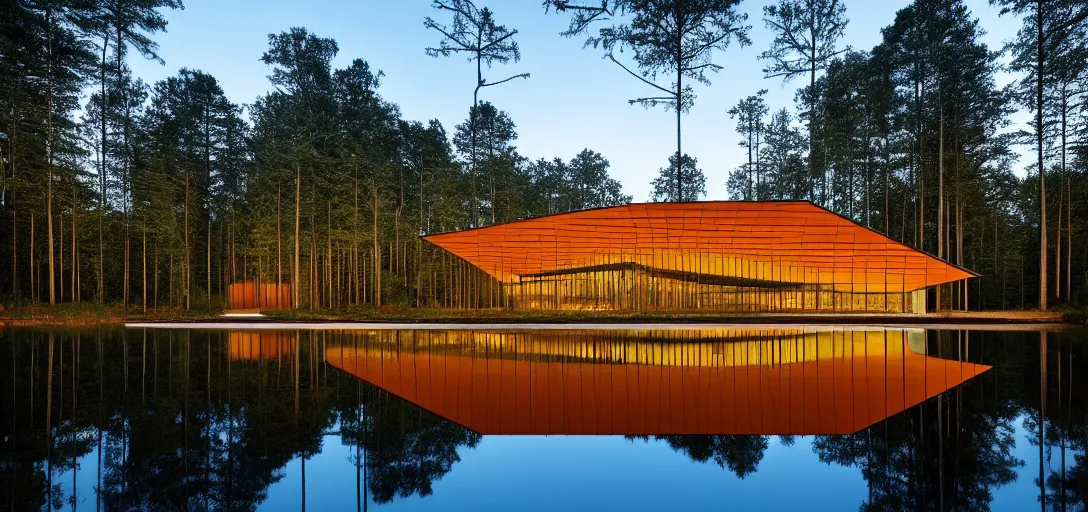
[1,326,1086,510]
[627,435,770,479]
[0,328,480,510]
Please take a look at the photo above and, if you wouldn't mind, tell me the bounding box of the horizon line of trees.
[0,0,1085,311]
[0,1,633,311]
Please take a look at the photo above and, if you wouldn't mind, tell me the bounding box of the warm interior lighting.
[227,282,293,310]
[424,202,977,312]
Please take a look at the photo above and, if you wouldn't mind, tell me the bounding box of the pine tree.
[728,90,769,200]
[546,0,750,201]
[650,154,706,202]
[995,0,1088,311]
[760,0,848,201]
[425,0,528,227]
[759,108,806,201]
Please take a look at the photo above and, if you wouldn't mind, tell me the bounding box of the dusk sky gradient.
[127,0,1025,202]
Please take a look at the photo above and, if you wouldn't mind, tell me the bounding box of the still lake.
[1,325,1084,511]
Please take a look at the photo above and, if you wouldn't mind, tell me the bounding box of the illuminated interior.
[227,282,292,310]
[423,201,977,312]
[325,328,990,435]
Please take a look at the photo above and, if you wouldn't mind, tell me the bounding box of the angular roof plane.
[424,201,976,293]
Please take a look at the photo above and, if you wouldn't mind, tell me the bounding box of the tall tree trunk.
[883,118,890,236]
[119,36,131,309]
[1066,177,1071,301]
[10,110,16,300]
[98,31,108,304]
[398,165,404,276]
[59,211,63,302]
[938,112,944,261]
[219,223,224,297]
[142,222,146,312]
[937,111,944,309]
[417,162,424,307]
[310,214,315,310]
[471,54,481,227]
[207,215,211,303]
[294,165,301,308]
[809,22,817,204]
[864,121,871,226]
[205,103,212,304]
[354,166,359,305]
[184,172,190,311]
[30,212,34,303]
[60,211,64,303]
[117,16,132,309]
[373,183,381,307]
[124,217,129,307]
[958,194,964,308]
[1056,170,1062,303]
[913,55,922,249]
[72,184,77,302]
[1057,83,1067,303]
[747,116,753,199]
[848,140,854,219]
[955,132,963,308]
[277,184,282,307]
[327,203,332,309]
[46,6,55,305]
[1037,0,1048,311]
[756,116,762,200]
[675,51,682,201]
[995,213,1001,308]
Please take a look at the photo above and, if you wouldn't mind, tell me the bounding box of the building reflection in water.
[228,331,293,360]
[326,328,990,436]
[3,326,1082,511]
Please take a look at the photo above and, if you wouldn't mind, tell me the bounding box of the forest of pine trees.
[724,0,1088,312]
[0,0,1086,312]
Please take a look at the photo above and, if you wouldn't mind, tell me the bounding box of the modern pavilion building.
[423,201,976,313]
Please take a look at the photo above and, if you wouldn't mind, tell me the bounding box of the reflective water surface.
[1,326,1084,511]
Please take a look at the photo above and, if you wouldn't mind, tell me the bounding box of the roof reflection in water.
[326,328,990,436]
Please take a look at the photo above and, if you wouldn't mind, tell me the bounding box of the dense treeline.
[720,0,1088,310]
[0,1,630,310]
[0,0,1086,311]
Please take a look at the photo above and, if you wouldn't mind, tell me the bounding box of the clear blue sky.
[128,0,1024,202]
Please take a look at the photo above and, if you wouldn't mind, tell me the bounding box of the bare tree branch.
[480,73,531,88]
[608,53,675,96]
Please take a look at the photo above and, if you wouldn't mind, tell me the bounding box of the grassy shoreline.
[0,303,220,326]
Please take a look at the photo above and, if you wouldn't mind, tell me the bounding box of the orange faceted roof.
[326,329,989,436]
[424,201,976,293]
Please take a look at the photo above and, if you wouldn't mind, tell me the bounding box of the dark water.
[1,325,1084,511]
